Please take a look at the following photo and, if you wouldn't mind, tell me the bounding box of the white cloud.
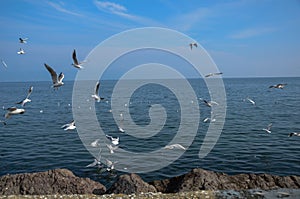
[47,1,83,17]
[229,27,276,39]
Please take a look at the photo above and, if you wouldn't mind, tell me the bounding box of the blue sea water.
[0,77,300,187]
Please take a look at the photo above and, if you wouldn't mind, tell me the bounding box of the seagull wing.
[86,159,98,167]
[44,63,58,84]
[1,60,7,68]
[106,134,112,141]
[58,72,64,83]
[26,86,33,98]
[95,81,100,95]
[7,107,17,111]
[72,49,79,65]
[267,123,272,130]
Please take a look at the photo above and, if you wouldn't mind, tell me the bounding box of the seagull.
[205,72,223,78]
[118,113,125,132]
[17,48,25,54]
[106,135,119,145]
[71,49,85,69]
[61,120,76,131]
[245,97,255,105]
[44,63,64,88]
[262,123,272,134]
[163,144,186,150]
[19,38,28,43]
[91,139,100,147]
[91,81,104,102]
[86,149,103,168]
[16,86,33,106]
[5,107,25,119]
[106,159,117,171]
[106,144,118,154]
[118,126,125,133]
[288,132,300,137]
[269,83,287,89]
[201,99,219,107]
[1,59,7,68]
[189,42,198,50]
[203,117,216,123]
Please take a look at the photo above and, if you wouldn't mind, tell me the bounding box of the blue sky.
[0,0,300,82]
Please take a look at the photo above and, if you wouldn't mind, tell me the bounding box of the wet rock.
[0,169,106,195]
[150,168,300,193]
[107,173,157,195]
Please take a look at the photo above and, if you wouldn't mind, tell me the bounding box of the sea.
[0,77,300,187]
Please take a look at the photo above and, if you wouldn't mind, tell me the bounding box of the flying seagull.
[19,38,28,43]
[200,98,219,107]
[106,144,118,154]
[61,120,76,131]
[16,86,33,106]
[5,107,25,119]
[71,49,85,69]
[86,149,103,168]
[163,144,186,150]
[262,123,272,134]
[189,42,198,50]
[269,84,287,89]
[106,159,117,171]
[245,97,256,105]
[288,132,300,137]
[1,59,7,68]
[90,139,100,147]
[44,63,64,88]
[91,81,104,102]
[205,72,223,78]
[17,48,25,55]
[106,135,119,145]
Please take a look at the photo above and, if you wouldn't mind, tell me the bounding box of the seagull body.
[269,83,287,89]
[205,72,223,78]
[106,135,119,145]
[91,139,100,147]
[5,107,25,119]
[288,132,300,137]
[61,120,76,131]
[71,49,84,69]
[262,123,272,134]
[1,60,7,68]
[246,97,255,105]
[19,38,28,43]
[163,144,186,150]
[106,144,118,154]
[16,86,33,106]
[44,63,64,88]
[189,42,198,50]
[17,48,25,54]
[91,81,104,102]
[118,126,125,133]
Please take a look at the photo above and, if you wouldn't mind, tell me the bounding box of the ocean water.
[0,77,300,187]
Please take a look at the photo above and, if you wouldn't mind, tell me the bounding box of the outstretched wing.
[95,81,100,95]
[44,63,58,84]
[26,86,33,98]
[58,72,64,83]
[72,49,79,65]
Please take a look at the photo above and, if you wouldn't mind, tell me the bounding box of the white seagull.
[16,86,33,106]
[163,144,186,150]
[91,139,100,147]
[106,135,119,145]
[106,159,117,171]
[86,149,102,168]
[189,42,198,50]
[205,72,223,78]
[19,38,28,43]
[1,59,7,68]
[61,120,76,131]
[91,81,104,102]
[17,48,25,54]
[245,97,256,105]
[44,63,64,88]
[201,99,219,107]
[5,107,25,119]
[288,132,300,137]
[106,144,118,154]
[262,123,272,134]
[71,49,84,69]
[269,83,287,89]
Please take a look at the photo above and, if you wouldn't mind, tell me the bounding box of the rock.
[0,169,106,195]
[107,173,157,194]
[150,168,300,193]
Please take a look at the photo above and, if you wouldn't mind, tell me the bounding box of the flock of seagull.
[1,39,299,172]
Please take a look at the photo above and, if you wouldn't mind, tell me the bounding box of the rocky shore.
[1,168,300,198]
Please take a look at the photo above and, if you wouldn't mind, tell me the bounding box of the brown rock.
[0,169,106,195]
[107,173,157,194]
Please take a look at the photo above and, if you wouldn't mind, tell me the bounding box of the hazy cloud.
[47,1,83,17]
[230,27,276,39]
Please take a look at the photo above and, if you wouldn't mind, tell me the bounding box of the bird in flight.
[16,86,33,106]
[19,38,28,44]
[5,107,25,119]
[17,48,25,55]
[262,123,272,134]
[71,49,85,69]
[61,120,76,131]
[269,83,287,89]
[288,132,300,137]
[189,42,198,50]
[205,72,223,78]
[91,81,104,102]
[44,63,64,89]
